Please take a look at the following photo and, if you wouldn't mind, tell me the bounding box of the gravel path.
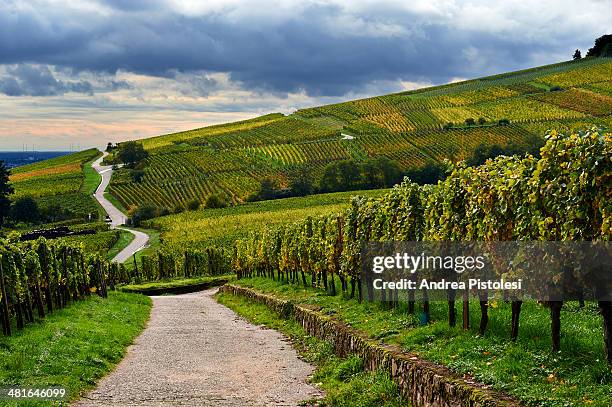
[91,153,149,263]
[74,289,322,406]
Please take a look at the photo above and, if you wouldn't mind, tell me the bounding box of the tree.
[128,202,159,226]
[498,118,510,126]
[465,118,476,126]
[248,177,282,201]
[186,198,201,211]
[288,168,315,196]
[205,193,230,209]
[586,34,612,57]
[106,142,115,152]
[478,117,487,125]
[10,196,40,223]
[319,160,361,192]
[573,49,582,60]
[117,141,148,167]
[337,160,361,190]
[372,156,402,187]
[0,161,13,227]
[404,163,447,185]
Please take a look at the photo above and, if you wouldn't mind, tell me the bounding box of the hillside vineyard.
[107,58,612,209]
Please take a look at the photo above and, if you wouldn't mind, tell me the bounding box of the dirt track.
[74,289,322,406]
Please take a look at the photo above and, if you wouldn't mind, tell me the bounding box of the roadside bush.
[173,204,185,214]
[205,193,230,209]
[128,202,159,226]
[186,198,201,211]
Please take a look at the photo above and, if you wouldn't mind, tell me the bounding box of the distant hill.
[106,57,612,211]
[0,151,70,169]
[9,148,101,222]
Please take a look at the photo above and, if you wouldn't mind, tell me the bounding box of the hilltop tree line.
[572,34,612,59]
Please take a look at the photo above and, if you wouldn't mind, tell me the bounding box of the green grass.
[104,192,128,215]
[123,228,159,272]
[216,291,404,407]
[0,291,151,406]
[80,153,103,196]
[105,230,135,261]
[232,278,612,407]
[120,274,234,293]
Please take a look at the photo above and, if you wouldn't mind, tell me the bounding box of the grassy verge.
[123,228,159,272]
[120,275,234,294]
[216,291,403,407]
[104,192,128,215]
[80,153,102,196]
[0,291,151,406]
[232,278,612,407]
[106,230,136,261]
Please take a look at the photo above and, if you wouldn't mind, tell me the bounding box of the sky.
[0,0,610,150]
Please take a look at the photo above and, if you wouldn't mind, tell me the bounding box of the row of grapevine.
[409,125,534,161]
[230,128,612,362]
[135,247,230,283]
[248,139,352,166]
[474,97,586,122]
[353,133,431,167]
[0,238,130,336]
[535,59,612,88]
[531,88,612,117]
[416,58,608,98]
[189,116,338,149]
[141,113,285,151]
[439,86,519,106]
[110,159,271,208]
[583,80,612,97]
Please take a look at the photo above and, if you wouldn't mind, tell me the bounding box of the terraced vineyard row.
[409,125,533,161]
[531,88,612,116]
[248,139,352,166]
[110,168,267,208]
[189,116,338,148]
[140,113,285,151]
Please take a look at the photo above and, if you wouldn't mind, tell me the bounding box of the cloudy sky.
[0,0,610,150]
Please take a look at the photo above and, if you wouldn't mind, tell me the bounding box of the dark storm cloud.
[0,64,93,96]
[0,1,603,97]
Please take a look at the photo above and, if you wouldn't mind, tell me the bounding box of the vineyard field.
[531,88,612,116]
[99,58,612,210]
[140,113,285,151]
[146,189,388,253]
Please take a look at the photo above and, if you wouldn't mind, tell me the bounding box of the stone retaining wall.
[219,284,522,407]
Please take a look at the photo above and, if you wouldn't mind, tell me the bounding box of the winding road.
[92,152,149,263]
